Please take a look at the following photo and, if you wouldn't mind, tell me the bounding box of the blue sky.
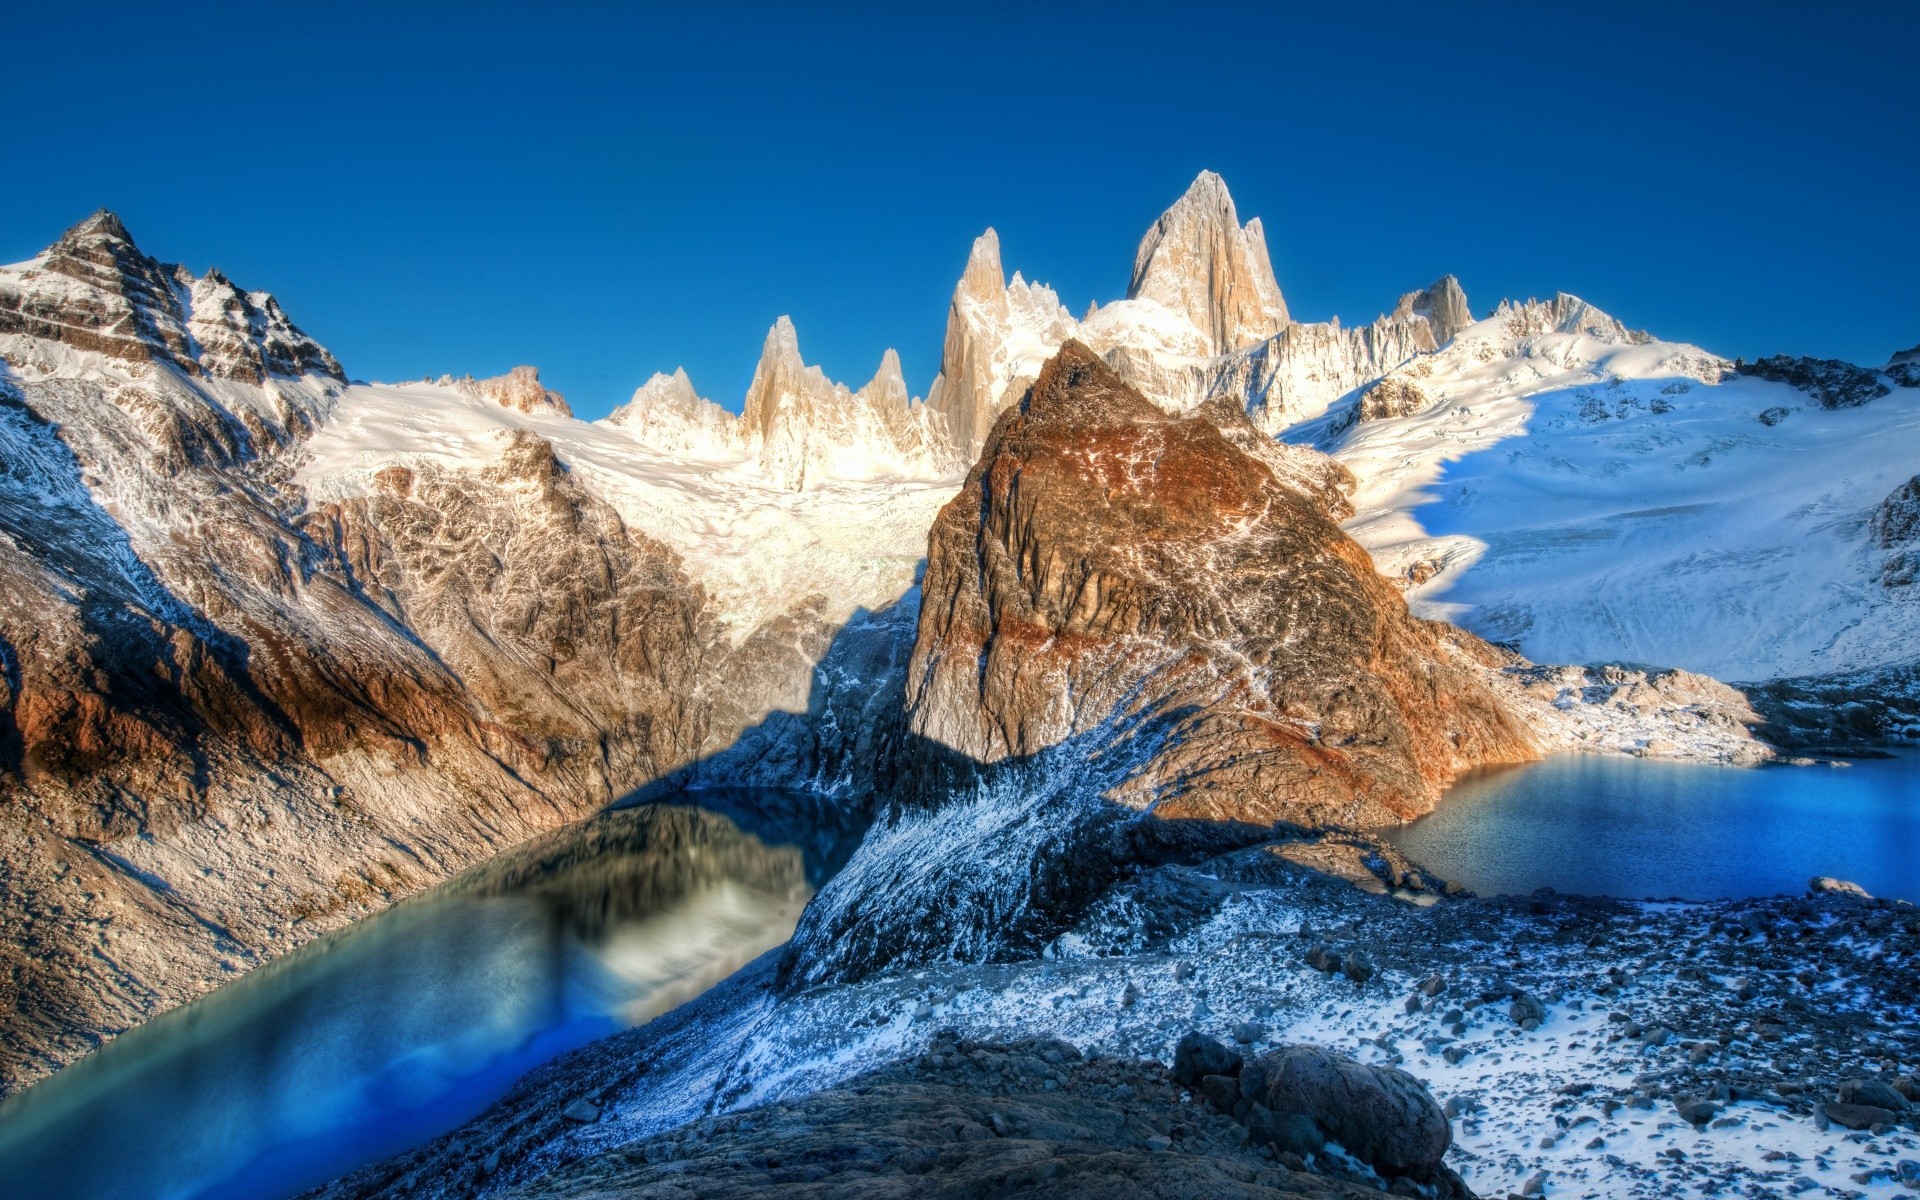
[5,2,1915,419]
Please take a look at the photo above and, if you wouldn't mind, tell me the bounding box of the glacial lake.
[1382,752,1920,903]
[0,790,864,1200]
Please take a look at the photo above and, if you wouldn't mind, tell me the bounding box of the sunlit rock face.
[908,341,1537,830]
[1125,169,1291,357]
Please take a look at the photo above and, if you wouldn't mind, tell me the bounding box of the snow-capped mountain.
[0,169,1911,1104]
[0,213,948,1094]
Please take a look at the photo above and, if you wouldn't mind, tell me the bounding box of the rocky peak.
[467,364,572,416]
[955,229,1010,317]
[1393,275,1472,347]
[0,210,343,383]
[1126,171,1290,356]
[860,348,910,410]
[906,341,1535,826]
[606,366,744,457]
[741,316,832,440]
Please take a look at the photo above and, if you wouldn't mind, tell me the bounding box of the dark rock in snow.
[1238,1044,1451,1175]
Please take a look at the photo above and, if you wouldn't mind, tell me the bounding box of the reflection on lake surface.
[0,791,856,1200]
[1382,752,1920,902]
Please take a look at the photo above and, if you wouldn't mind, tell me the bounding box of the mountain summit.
[1127,170,1291,356]
[0,210,342,384]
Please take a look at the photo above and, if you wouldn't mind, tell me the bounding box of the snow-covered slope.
[1302,297,1920,684]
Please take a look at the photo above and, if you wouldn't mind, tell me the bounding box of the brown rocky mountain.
[907,340,1537,829]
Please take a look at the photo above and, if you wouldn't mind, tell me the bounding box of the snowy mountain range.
[0,172,1914,1101]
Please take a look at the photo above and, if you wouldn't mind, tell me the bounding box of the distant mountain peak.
[62,208,135,247]
[1126,171,1290,355]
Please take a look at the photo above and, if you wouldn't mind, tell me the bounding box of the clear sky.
[5,2,1915,419]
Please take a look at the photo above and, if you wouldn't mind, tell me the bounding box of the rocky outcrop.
[1126,170,1290,357]
[0,210,342,384]
[1872,475,1920,587]
[1733,354,1893,409]
[907,341,1535,828]
[466,365,572,416]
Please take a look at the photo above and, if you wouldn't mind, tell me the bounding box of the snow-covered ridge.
[1307,296,1920,683]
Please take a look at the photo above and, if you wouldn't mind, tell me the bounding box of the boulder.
[1238,1044,1450,1174]
[1839,1077,1909,1112]
[1810,877,1872,899]
[1824,1101,1899,1131]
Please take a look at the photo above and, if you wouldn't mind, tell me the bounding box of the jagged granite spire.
[1126,171,1290,356]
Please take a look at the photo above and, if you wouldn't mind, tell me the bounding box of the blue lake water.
[0,792,858,1200]
[1381,752,1920,902]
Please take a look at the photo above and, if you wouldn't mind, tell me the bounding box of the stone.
[1509,992,1546,1026]
[1232,1022,1267,1045]
[1342,951,1376,985]
[1246,1106,1324,1158]
[1173,1031,1242,1088]
[1675,1098,1721,1126]
[1198,1074,1241,1112]
[560,1098,602,1124]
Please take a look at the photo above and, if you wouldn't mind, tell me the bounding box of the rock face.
[908,341,1535,828]
[924,229,1080,460]
[1733,354,1895,409]
[1126,170,1290,357]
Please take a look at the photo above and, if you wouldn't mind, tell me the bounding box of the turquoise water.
[0,794,848,1200]
[1381,752,1920,902]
